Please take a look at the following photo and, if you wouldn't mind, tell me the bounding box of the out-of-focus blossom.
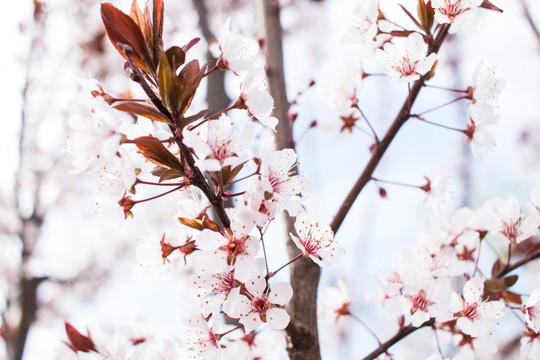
[431,0,483,25]
[526,289,540,333]
[238,69,279,130]
[217,18,260,75]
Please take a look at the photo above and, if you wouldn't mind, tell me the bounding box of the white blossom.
[376,33,437,83]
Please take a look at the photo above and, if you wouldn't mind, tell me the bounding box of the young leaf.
[221,164,245,185]
[101,2,154,74]
[152,0,164,62]
[182,37,201,54]
[178,217,205,231]
[65,322,96,353]
[480,0,503,13]
[135,136,183,171]
[503,275,519,288]
[503,291,522,305]
[399,4,422,30]
[112,101,173,124]
[158,51,181,117]
[166,46,186,72]
[180,109,210,129]
[177,60,208,121]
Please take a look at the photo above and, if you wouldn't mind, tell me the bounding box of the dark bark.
[257,1,321,359]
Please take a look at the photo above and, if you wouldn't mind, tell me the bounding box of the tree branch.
[495,248,540,278]
[257,1,320,360]
[330,24,451,234]
[363,319,434,360]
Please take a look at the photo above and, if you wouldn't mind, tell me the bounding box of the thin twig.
[330,24,451,234]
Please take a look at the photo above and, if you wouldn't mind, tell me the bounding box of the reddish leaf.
[166,46,186,72]
[112,100,172,124]
[157,168,185,182]
[65,322,96,353]
[388,30,416,37]
[484,278,506,292]
[491,258,503,277]
[177,60,208,121]
[181,109,211,129]
[417,0,434,34]
[503,291,522,305]
[399,4,422,30]
[101,2,154,73]
[202,217,220,232]
[158,51,182,117]
[480,0,503,13]
[135,136,183,171]
[221,163,245,185]
[181,37,201,54]
[178,217,204,231]
[152,0,164,62]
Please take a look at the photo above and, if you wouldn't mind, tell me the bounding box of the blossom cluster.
[323,185,540,359]
[65,1,344,359]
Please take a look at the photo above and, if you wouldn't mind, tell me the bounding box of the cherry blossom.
[521,332,540,360]
[341,0,379,49]
[468,64,503,122]
[185,312,221,360]
[195,214,259,279]
[431,0,483,25]
[375,33,437,83]
[224,277,292,333]
[488,195,540,244]
[290,212,345,267]
[320,279,352,321]
[182,115,253,172]
[257,148,310,216]
[450,277,504,337]
[526,289,540,333]
[237,69,279,130]
[217,18,260,75]
[190,267,236,317]
[67,80,124,174]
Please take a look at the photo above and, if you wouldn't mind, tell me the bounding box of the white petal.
[266,308,291,330]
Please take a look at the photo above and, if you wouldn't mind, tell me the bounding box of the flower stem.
[371,176,421,190]
[415,95,468,116]
[266,253,303,279]
[349,313,383,346]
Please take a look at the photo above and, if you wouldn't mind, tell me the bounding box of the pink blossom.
[217,18,260,75]
[431,0,483,25]
[224,277,292,333]
[375,33,437,83]
[451,277,504,337]
[290,212,345,267]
